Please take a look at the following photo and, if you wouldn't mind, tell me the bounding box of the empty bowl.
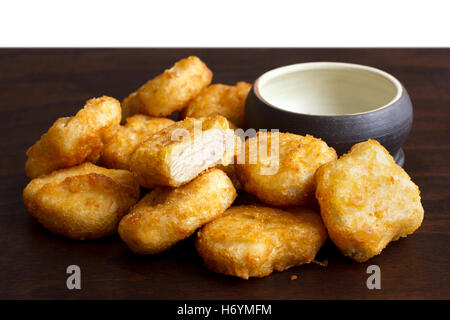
[245,62,413,166]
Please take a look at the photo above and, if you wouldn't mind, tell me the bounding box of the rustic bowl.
[245,62,413,166]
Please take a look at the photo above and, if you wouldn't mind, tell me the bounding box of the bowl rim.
[253,61,404,118]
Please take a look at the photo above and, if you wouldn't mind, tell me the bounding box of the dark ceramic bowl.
[245,62,413,166]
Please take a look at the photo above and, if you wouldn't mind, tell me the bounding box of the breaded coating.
[25,96,121,179]
[196,205,327,279]
[315,140,424,262]
[119,168,236,254]
[215,164,242,190]
[129,115,237,188]
[235,132,337,207]
[180,82,252,128]
[121,91,145,122]
[23,163,140,240]
[122,56,212,118]
[100,114,174,170]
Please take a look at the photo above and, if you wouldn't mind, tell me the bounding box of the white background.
[0,0,449,47]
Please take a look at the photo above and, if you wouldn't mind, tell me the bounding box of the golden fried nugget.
[23,163,140,240]
[121,56,212,118]
[100,114,174,170]
[235,132,337,207]
[315,140,424,262]
[129,115,237,188]
[215,164,242,190]
[121,91,145,122]
[25,96,121,179]
[196,205,327,279]
[119,168,236,254]
[180,82,252,128]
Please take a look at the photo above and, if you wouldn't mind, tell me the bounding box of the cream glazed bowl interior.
[245,62,413,166]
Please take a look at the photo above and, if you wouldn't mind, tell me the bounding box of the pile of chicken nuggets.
[23,56,424,280]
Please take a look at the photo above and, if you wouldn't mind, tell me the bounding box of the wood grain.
[0,49,449,299]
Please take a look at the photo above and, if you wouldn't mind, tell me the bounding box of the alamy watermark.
[66,265,81,290]
[366,265,381,289]
[170,119,280,175]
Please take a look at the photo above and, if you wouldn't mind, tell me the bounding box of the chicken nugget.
[25,96,121,179]
[23,163,140,240]
[215,164,241,190]
[121,91,145,121]
[315,140,424,262]
[129,115,237,188]
[196,205,327,279]
[100,114,174,170]
[180,82,251,128]
[119,168,236,254]
[122,56,212,118]
[235,132,337,207]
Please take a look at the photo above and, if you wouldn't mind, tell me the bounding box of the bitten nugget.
[23,163,140,240]
[235,132,337,207]
[119,168,236,254]
[100,114,174,170]
[122,56,212,118]
[129,115,237,188]
[25,96,121,179]
[196,205,327,279]
[315,140,424,262]
[180,82,252,128]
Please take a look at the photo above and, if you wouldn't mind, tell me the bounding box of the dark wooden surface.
[0,49,449,300]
